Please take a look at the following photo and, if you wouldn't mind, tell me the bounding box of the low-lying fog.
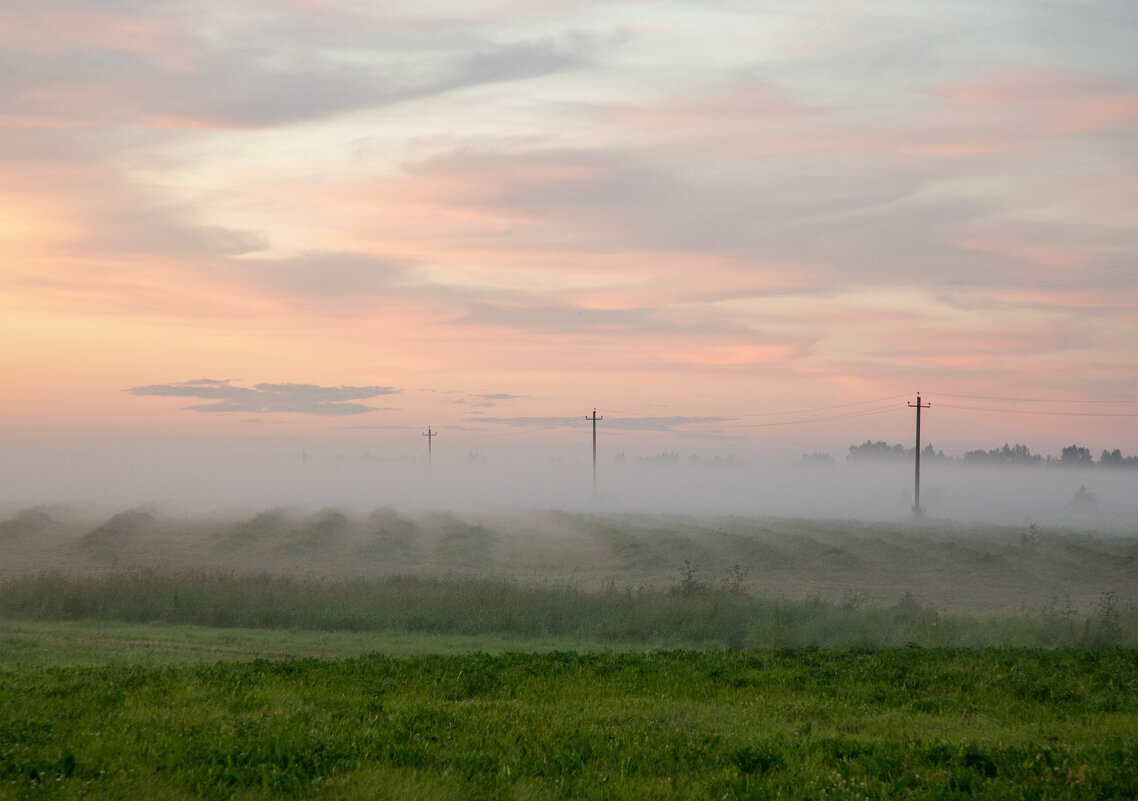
[4,440,1136,617]
[2,438,1135,529]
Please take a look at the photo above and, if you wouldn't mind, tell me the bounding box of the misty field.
[2,505,1136,645]
[2,506,1138,799]
[3,506,1137,614]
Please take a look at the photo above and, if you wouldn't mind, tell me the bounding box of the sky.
[3,0,1138,488]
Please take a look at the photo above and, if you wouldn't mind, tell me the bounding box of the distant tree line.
[840,440,1137,468]
[963,442,1042,465]
[1099,448,1138,468]
[845,441,948,462]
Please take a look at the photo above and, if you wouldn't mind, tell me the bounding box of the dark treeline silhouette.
[964,443,1043,466]
[840,441,1137,468]
[1061,445,1093,465]
[1100,448,1138,468]
[846,441,948,461]
[847,440,911,460]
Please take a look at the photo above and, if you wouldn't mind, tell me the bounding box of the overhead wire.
[461,395,913,436]
[466,424,569,438]
[936,403,1138,418]
[718,404,904,429]
[930,391,1138,404]
[348,391,1137,449]
[605,394,910,422]
[727,393,912,418]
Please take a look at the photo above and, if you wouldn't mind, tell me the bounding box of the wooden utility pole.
[908,394,930,517]
[422,427,436,468]
[586,409,603,494]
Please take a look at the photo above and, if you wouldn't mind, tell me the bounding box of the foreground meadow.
[3,649,1137,800]
[2,508,1137,798]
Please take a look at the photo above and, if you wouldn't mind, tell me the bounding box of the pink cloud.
[929,68,1138,138]
[0,6,187,54]
[998,287,1127,310]
[561,259,823,310]
[1055,96,1138,134]
[953,234,1089,269]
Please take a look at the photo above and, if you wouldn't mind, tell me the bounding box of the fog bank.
[2,437,1136,529]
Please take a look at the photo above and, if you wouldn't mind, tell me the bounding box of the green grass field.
[3,649,1137,799]
[0,618,604,667]
[2,508,1137,798]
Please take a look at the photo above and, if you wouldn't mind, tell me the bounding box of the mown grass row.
[1,570,1132,649]
[3,649,1136,799]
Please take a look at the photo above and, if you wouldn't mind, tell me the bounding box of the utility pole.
[422,427,436,469]
[586,409,603,494]
[908,394,930,518]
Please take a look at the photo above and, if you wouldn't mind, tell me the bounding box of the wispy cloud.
[3,0,1137,454]
[126,380,400,416]
[0,4,610,130]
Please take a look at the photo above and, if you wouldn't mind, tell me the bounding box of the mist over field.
[3,434,1137,623]
[2,435,1136,528]
[4,428,1135,630]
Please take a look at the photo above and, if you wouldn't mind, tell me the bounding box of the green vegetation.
[1,570,1135,650]
[3,509,1137,798]
[0,618,608,667]
[4,507,1136,618]
[2,649,1136,799]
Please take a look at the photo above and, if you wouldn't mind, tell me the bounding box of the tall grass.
[1,570,1133,649]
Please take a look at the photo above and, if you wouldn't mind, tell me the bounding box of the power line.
[351,392,1135,450]
[932,392,1138,404]
[719,404,903,430]
[467,425,554,438]
[731,393,912,418]
[937,403,1138,418]
[610,394,910,422]
[602,397,909,433]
